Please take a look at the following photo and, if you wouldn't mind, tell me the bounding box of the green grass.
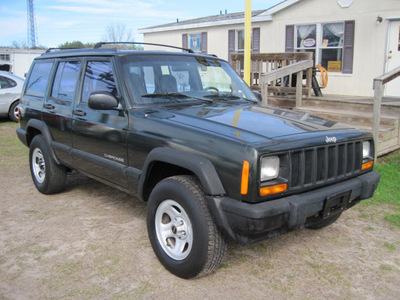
[361,151,400,228]
[0,122,28,167]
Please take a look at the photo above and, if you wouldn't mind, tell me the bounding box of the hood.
[147,103,354,144]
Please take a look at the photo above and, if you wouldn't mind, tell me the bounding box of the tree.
[103,23,134,43]
[10,40,46,50]
[58,41,85,49]
[102,23,141,49]
[58,41,95,49]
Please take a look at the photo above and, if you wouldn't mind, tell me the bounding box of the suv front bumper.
[207,171,380,244]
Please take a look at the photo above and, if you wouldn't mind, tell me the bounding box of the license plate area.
[322,190,352,219]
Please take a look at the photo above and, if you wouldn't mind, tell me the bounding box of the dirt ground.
[1,121,399,299]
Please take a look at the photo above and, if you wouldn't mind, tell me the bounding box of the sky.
[0,0,284,48]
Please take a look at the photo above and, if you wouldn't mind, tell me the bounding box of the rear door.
[71,58,129,188]
[41,60,81,165]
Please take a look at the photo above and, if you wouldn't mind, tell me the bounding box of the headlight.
[261,156,280,181]
[362,141,371,159]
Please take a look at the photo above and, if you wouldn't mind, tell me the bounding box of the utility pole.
[27,0,37,48]
[244,0,252,86]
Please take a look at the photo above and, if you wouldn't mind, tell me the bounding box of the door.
[42,60,81,165]
[386,20,400,96]
[71,59,128,188]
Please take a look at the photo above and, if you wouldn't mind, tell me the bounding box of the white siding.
[142,0,400,96]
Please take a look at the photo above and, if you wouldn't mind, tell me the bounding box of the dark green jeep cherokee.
[17,44,380,279]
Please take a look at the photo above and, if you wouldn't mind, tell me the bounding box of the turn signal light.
[260,183,287,196]
[362,161,374,170]
[241,160,250,195]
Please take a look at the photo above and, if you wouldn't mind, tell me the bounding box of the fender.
[139,147,226,200]
[25,119,61,165]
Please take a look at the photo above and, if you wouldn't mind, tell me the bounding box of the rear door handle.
[43,104,55,109]
[73,110,86,116]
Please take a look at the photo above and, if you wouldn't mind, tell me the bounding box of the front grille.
[289,141,362,190]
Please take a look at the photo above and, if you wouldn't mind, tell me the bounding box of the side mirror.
[88,92,119,110]
[252,90,262,102]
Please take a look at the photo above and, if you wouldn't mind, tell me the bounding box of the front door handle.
[73,110,86,116]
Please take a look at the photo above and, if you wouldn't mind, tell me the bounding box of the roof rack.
[45,47,85,53]
[93,42,194,53]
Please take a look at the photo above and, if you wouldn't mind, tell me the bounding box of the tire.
[8,101,19,122]
[147,175,227,279]
[29,135,67,194]
[306,212,342,230]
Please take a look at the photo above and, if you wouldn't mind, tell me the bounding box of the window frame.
[79,58,118,106]
[0,54,11,61]
[0,75,16,89]
[189,33,202,53]
[50,60,82,102]
[25,61,54,98]
[294,22,345,73]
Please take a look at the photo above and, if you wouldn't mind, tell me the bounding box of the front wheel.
[29,135,67,194]
[147,175,226,279]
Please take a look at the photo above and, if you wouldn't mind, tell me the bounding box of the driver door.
[71,59,128,188]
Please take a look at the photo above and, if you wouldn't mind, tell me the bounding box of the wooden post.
[296,70,303,107]
[372,79,382,161]
[306,67,312,98]
[262,83,269,106]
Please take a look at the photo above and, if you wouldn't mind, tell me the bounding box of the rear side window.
[51,61,81,101]
[0,75,16,89]
[25,62,53,97]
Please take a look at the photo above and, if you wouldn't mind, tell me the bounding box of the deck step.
[293,106,400,156]
[265,95,400,156]
[268,96,400,116]
[294,106,399,129]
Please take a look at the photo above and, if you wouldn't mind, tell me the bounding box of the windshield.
[119,54,257,105]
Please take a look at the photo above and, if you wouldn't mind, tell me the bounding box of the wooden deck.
[265,94,400,157]
[230,52,399,157]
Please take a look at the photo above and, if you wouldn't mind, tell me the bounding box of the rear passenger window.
[0,76,16,89]
[26,62,53,97]
[51,61,81,101]
[81,61,116,103]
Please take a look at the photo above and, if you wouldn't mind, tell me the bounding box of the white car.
[0,71,25,122]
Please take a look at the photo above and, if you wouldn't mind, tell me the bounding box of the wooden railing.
[372,66,400,160]
[231,52,314,106]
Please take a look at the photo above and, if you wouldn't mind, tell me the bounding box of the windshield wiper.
[204,93,258,103]
[141,92,213,103]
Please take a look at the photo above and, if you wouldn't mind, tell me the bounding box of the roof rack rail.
[45,47,85,53]
[93,42,194,53]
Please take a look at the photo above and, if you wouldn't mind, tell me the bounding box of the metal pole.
[244,0,251,86]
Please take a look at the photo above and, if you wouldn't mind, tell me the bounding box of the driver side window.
[81,61,116,104]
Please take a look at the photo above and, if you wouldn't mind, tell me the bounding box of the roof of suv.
[37,43,203,60]
[37,49,217,60]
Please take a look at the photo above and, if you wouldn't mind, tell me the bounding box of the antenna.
[27,0,38,48]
